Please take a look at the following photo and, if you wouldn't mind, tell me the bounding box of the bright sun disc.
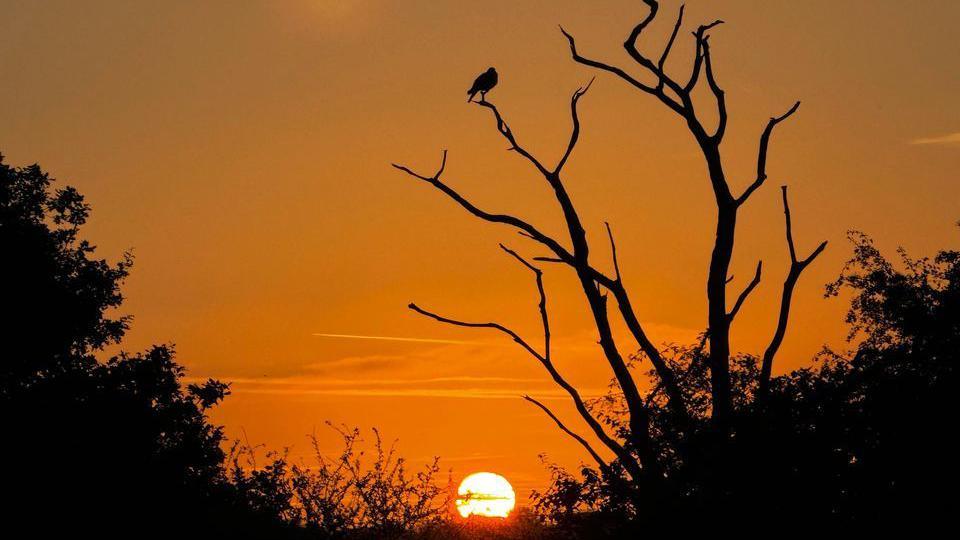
[456,472,516,518]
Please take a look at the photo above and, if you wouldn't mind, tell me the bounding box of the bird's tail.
[467,91,475,103]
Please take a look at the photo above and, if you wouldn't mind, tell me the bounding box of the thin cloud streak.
[187,375,544,386]
[227,386,605,400]
[182,375,593,399]
[910,132,960,145]
[312,333,479,345]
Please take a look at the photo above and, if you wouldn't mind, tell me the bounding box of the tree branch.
[604,222,622,282]
[701,38,727,141]
[475,101,552,178]
[391,151,574,261]
[555,78,595,174]
[684,20,724,93]
[623,0,689,103]
[409,247,643,481]
[499,244,550,362]
[757,186,827,398]
[727,260,762,322]
[656,4,686,89]
[535,220,692,432]
[578,242,691,431]
[736,101,801,206]
[523,395,610,474]
[407,303,544,361]
[561,26,686,116]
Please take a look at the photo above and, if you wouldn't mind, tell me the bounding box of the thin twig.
[737,101,802,205]
[728,260,762,322]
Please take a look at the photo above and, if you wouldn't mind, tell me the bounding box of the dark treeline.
[2,155,958,535]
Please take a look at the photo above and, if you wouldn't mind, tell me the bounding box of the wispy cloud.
[910,132,960,145]
[201,375,543,386]
[312,333,479,345]
[229,387,593,400]
[434,453,508,463]
[184,375,603,400]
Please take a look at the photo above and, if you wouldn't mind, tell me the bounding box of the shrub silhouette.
[229,424,450,539]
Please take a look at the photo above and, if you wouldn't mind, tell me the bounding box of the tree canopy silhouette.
[0,154,272,536]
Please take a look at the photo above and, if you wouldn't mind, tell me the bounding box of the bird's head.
[487,67,496,73]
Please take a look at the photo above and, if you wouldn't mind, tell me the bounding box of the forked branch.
[555,78,595,174]
[624,0,687,101]
[407,246,643,480]
[391,151,573,262]
[560,26,686,116]
[757,186,827,398]
[701,38,727,141]
[685,20,724,93]
[472,97,668,463]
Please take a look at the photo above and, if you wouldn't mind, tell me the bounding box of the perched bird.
[467,67,498,102]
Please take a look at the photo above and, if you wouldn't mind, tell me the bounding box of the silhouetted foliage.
[1,154,131,389]
[533,229,960,531]
[0,155,286,537]
[230,423,450,539]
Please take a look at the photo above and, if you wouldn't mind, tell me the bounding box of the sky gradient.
[2,0,959,497]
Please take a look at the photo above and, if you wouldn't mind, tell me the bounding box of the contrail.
[312,333,477,345]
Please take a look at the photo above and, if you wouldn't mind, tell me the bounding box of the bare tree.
[393,0,825,489]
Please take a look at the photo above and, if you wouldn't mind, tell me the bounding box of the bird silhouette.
[467,67,498,103]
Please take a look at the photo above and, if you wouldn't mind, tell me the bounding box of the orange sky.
[2,0,959,498]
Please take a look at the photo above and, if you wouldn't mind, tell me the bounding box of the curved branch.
[623,0,689,102]
[736,101,801,206]
[408,303,544,361]
[475,100,551,178]
[757,186,828,398]
[561,26,686,116]
[684,20,724,93]
[555,78,595,174]
[523,395,610,474]
[391,151,573,261]
[701,38,727,141]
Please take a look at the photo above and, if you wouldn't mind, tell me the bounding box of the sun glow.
[456,472,516,518]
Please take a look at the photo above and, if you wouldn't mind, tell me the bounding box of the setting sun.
[456,472,516,518]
